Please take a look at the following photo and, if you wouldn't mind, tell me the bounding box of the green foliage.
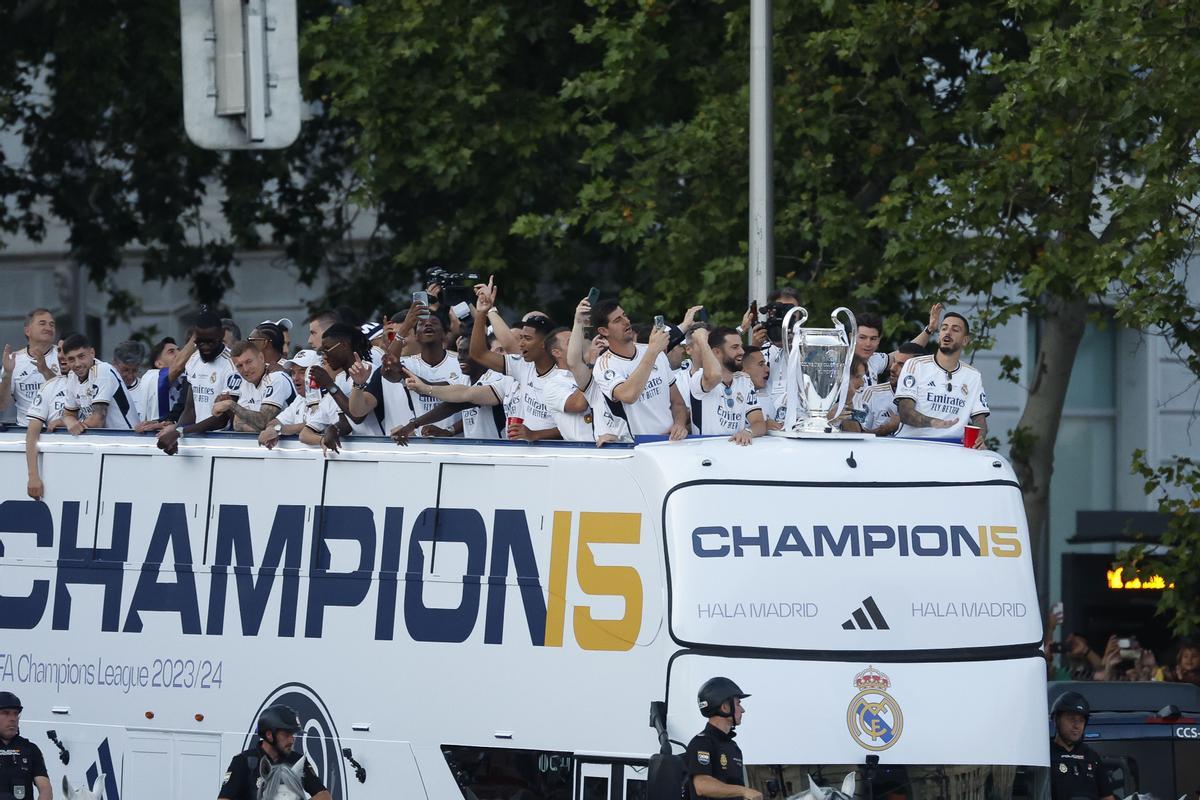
[1122,451,1200,636]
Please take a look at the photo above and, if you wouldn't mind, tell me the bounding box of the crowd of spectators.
[1043,607,1200,684]
[0,275,992,498]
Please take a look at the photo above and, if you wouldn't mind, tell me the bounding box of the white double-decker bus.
[0,430,1048,799]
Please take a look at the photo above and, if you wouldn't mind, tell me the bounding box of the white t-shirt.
[302,392,345,434]
[185,350,237,423]
[402,352,467,431]
[461,370,515,440]
[689,370,760,435]
[542,372,593,442]
[26,374,69,427]
[592,344,677,437]
[764,343,789,413]
[3,347,60,425]
[856,383,897,434]
[893,354,989,440]
[63,359,140,430]
[276,394,327,428]
[502,356,564,434]
[132,367,183,421]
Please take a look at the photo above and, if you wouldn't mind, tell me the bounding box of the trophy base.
[768,428,875,440]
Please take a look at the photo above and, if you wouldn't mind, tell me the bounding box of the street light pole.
[748,0,775,306]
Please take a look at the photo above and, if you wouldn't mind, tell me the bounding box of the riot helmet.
[697,677,750,719]
[257,704,302,739]
[0,692,22,712]
[1050,690,1090,720]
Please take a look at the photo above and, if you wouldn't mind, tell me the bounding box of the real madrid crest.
[846,666,903,752]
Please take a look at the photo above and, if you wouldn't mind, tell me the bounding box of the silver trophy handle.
[779,305,809,356]
[829,307,858,422]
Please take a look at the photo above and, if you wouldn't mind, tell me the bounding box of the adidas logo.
[926,380,937,387]
[841,596,889,631]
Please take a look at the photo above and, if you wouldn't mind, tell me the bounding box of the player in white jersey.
[467,290,565,441]
[213,341,295,432]
[563,300,633,446]
[687,327,765,445]
[23,346,73,500]
[843,342,924,436]
[393,336,514,441]
[132,337,183,425]
[156,313,238,454]
[59,334,141,432]
[894,312,989,447]
[0,307,59,425]
[348,348,420,438]
[739,347,784,430]
[308,322,386,438]
[401,314,466,434]
[590,300,689,440]
[258,351,344,451]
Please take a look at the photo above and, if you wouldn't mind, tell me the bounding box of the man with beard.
[213,341,295,432]
[0,692,51,800]
[894,311,989,447]
[688,327,765,445]
[0,307,58,426]
[590,299,689,440]
[309,323,382,437]
[24,344,70,499]
[156,311,237,454]
[1049,692,1114,800]
[845,342,924,436]
[60,333,141,433]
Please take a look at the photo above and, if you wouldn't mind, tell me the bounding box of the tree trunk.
[1010,294,1088,608]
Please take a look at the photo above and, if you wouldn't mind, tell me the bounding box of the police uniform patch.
[697,751,710,766]
[720,753,728,768]
[223,771,231,783]
[14,786,25,799]
[1059,763,1068,773]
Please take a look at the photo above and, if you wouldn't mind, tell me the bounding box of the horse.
[61,773,105,800]
[257,753,317,800]
[787,771,857,800]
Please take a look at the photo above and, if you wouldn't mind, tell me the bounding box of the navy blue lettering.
[733,525,770,557]
[897,525,909,556]
[912,525,948,556]
[692,527,729,557]
[484,509,547,646]
[862,526,895,557]
[950,525,980,556]
[54,501,128,632]
[404,508,486,643]
[0,500,53,629]
[207,504,304,636]
[123,503,201,634]
[771,525,813,557]
[305,506,377,638]
[374,508,405,641]
[814,525,860,557]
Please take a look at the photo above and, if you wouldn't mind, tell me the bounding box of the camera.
[426,266,480,306]
[758,302,791,345]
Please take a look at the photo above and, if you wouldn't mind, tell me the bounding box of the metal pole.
[748,0,775,306]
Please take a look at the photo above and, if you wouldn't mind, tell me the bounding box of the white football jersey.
[3,347,60,425]
[893,354,989,440]
[132,367,181,421]
[276,394,328,428]
[502,356,565,434]
[185,350,237,423]
[26,374,70,427]
[764,343,789,413]
[402,352,467,434]
[302,392,345,434]
[542,371,593,442]
[689,370,761,435]
[592,344,676,437]
[461,370,515,440]
[856,383,897,434]
[63,359,140,430]
[334,370,384,436]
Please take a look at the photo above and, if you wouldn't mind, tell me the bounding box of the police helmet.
[257,704,302,737]
[0,692,22,712]
[697,677,750,718]
[1050,691,1090,720]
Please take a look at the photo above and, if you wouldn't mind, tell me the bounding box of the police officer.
[1049,691,1115,800]
[217,705,330,800]
[683,677,762,800]
[0,692,51,800]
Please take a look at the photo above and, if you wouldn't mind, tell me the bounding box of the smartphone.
[1051,601,1063,626]
[451,301,471,320]
[654,314,666,331]
[587,287,600,306]
[749,300,759,321]
[413,290,429,307]
[697,307,709,323]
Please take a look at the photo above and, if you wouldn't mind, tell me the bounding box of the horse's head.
[61,773,105,800]
[257,753,313,800]
[790,772,857,800]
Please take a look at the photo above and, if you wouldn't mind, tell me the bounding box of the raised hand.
[575,298,591,326]
[473,275,497,313]
[348,353,372,386]
[680,305,704,330]
[928,302,945,333]
[647,326,670,354]
[2,344,14,376]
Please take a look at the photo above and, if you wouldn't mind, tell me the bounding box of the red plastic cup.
[963,424,981,448]
[507,416,524,440]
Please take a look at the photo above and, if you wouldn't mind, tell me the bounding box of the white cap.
[260,317,294,331]
[282,349,321,368]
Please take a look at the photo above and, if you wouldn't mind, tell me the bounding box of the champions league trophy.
[780,306,858,434]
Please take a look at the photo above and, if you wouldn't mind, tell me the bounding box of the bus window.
[442,744,572,799]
